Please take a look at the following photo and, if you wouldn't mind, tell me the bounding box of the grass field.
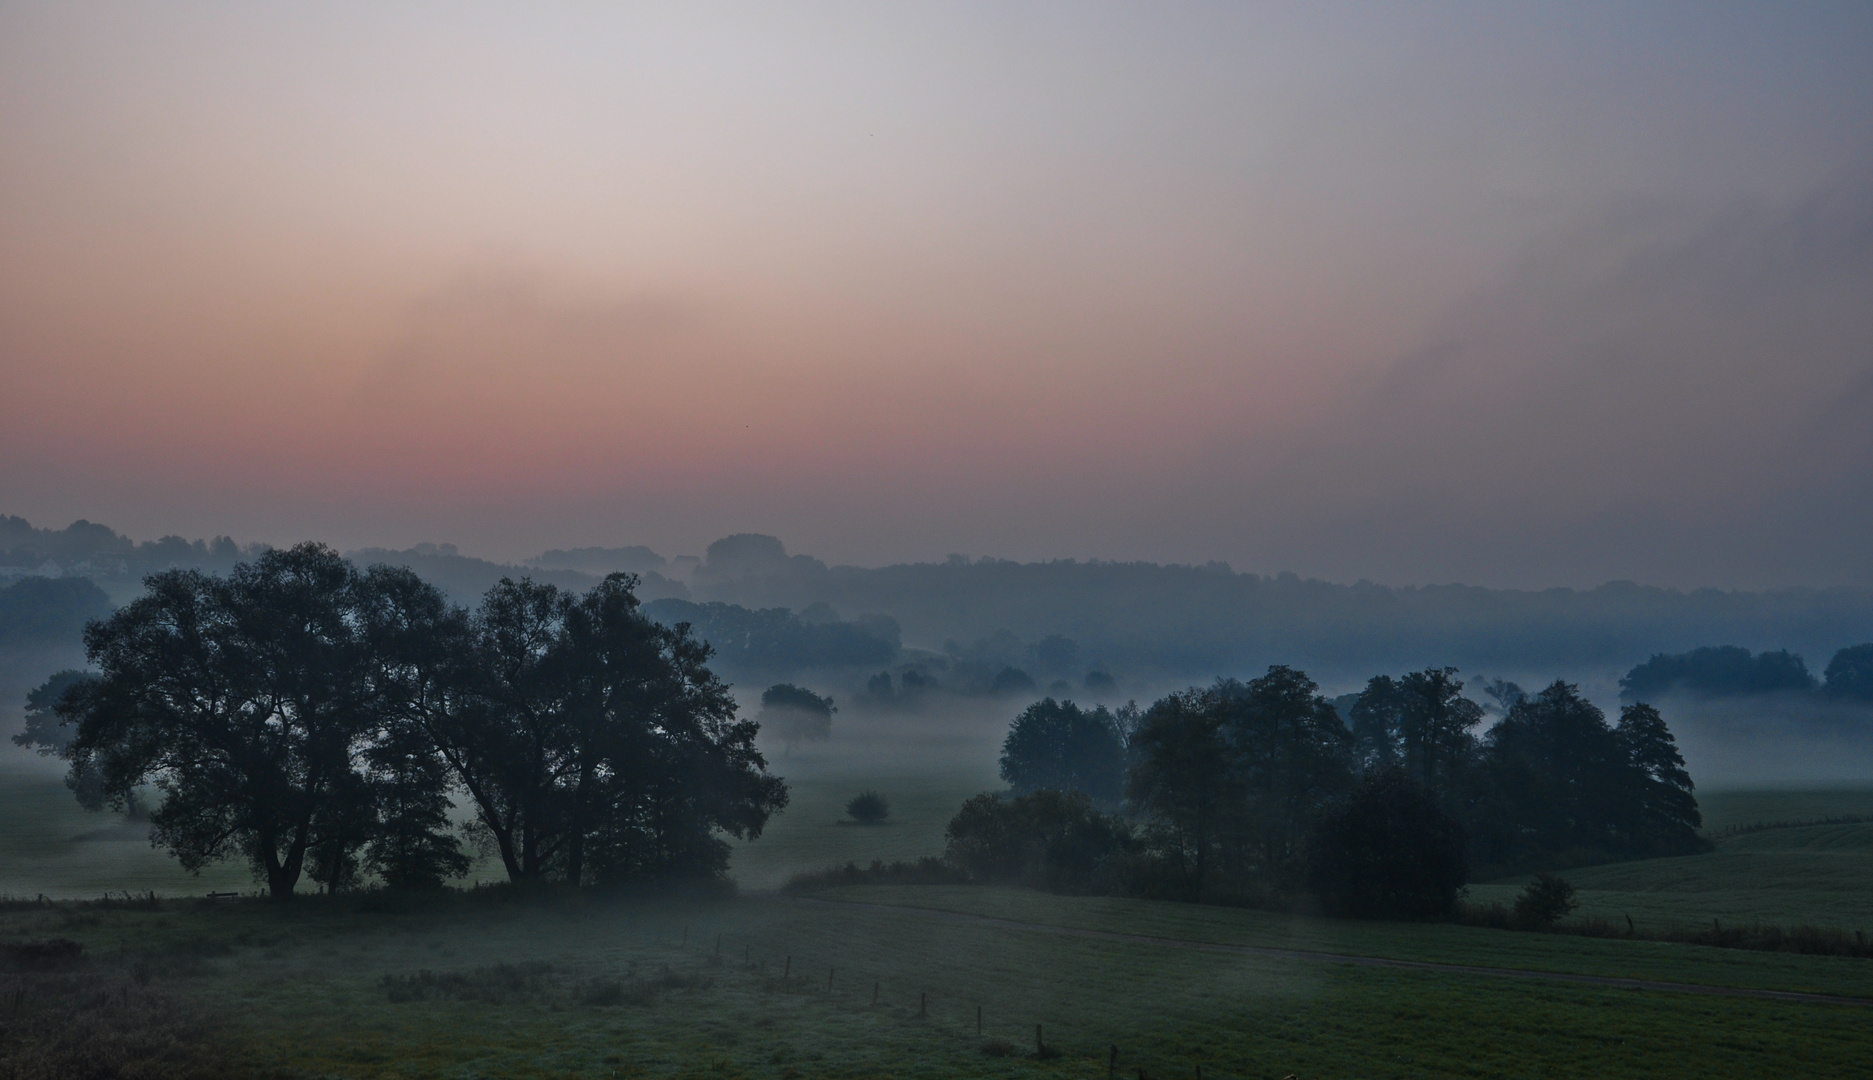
[0,760,253,899]
[725,768,994,892]
[740,776,1873,936]
[1466,788,1873,932]
[4,743,1873,1076]
[1694,786,1873,831]
[11,750,1873,938]
[5,887,1871,1079]
[1468,821,1873,930]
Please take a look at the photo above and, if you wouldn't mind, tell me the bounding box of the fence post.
[784,956,791,980]
[1109,1044,1118,1079]
[977,1005,982,1035]
[828,967,835,992]
[1036,1024,1043,1056]
[920,992,927,1017]
[872,981,879,1005]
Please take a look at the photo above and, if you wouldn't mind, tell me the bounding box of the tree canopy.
[1619,645,1816,699]
[53,546,788,898]
[62,544,396,898]
[1306,767,1467,919]
[757,683,835,750]
[1115,667,1702,904]
[1126,667,1353,896]
[998,698,1128,806]
[1824,643,1873,701]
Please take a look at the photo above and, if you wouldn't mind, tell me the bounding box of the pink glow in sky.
[4,3,1871,587]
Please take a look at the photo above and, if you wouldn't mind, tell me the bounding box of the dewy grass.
[3,774,1871,1075]
[3,888,1870,1079]
[812,883,1873,999]
[1468,820,1873,930]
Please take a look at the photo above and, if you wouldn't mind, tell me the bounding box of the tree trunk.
[262,832,306,900]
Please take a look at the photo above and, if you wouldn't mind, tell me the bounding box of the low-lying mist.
[1655,692,1873,790]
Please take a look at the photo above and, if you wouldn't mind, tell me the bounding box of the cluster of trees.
[998,699,1133,806]
[19,515,1873,702]
[1620,643,1873,702]
[862,660,1120,708]
[757,683,836,750]
[627,532,1873,687]
[968,666,1701,916]
[22,545,788,899]
[347,544,689,608]
[0,515,267,583]
[641,599,899,682]
[0,576,113,650]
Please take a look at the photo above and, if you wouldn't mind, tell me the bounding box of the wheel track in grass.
[770,894,1873,1008]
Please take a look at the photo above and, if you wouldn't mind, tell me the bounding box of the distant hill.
[528,545,668,576]
[7,514,1873,695]
[673,535,1873,690]
[347,545,689,607]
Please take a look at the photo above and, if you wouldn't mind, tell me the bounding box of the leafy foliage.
[1128,667,1355,896]
[759,683,836,750]
[58,546,788,897]
[63,544,404,898]
[944,790,1133,892]
[414,575,789,887]
[1823,643,1873,701]
[845,790,889,824]
[0,576,114,649]
[1620,645,1817,700]
[1472,682,1703,868]
[1098,668,1704,909]
[1306,767,1467,919]
[1615,702,1703,853]
[12,669,94,756]
[643,599,897,679]
[998,698,1127,806]
[1512,873,1579,930]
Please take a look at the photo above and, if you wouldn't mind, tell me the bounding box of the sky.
[3,2,1871,589]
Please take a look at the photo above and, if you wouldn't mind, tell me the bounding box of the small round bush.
[1513,872,1578,930]
[846,791,890,824]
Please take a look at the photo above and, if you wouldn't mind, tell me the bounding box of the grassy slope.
[1467,786,1873,930]
[1694,787,1873,831]
[6,892,1870,1080]
[738,775,1873,933]
[1470,822,1873,929]
[807,884,1873,999]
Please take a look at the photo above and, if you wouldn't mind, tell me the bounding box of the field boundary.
[1707,814,1873,839]
[772,894,1873,1008]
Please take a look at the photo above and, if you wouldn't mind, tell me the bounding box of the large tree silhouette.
[59,549,787,897]
[402,574,788,887]
[62,544,406,899]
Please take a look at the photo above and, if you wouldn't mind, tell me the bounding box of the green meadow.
[5,885,1870,1080]
[5,742,1872,1078]
[10,747,1873,936]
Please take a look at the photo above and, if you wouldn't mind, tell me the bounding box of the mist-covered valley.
[9,513,1872,793]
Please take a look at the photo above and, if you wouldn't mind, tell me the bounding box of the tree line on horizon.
[1620,643,1873,702]
[16,544,788,899]
[948,666,1702,918]
[11,513,1873,691]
